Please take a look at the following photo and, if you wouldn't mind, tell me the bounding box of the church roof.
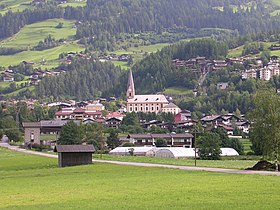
[163,103,179,109]
[127,94,168,103]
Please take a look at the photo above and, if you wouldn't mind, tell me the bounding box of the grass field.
[0,0,32,15]
[227,41,280,58]
[0,148,280,209]
[0,42,84,68]
[94,154,260,170]
[0,19,77,49]
[164,87,193,96]
[1,147,280,209]
[0,19,84,68]
[240,138,253,154]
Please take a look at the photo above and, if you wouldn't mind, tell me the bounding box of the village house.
[174,110,192,124]
[123,133,193,147]
[3,75,14,82]
[161,103,181,114]
[55,107,103,121]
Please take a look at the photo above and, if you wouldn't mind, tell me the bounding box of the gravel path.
[1,143,280,176]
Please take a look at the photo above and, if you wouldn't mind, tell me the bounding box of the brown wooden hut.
[54,145,95,167]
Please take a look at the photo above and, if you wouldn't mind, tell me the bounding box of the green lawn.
[240,138,253,154]
[164,87,193,96]
[1,147,280,210]
[94,154,260,170]
[0,42,84,68]
[0,19,77,49]
[0,0,32,15]
[0,19,84,68]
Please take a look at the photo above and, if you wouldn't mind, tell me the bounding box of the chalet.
[174,110,192,124]
[217,124,234,135]
[221,114,241,125]
[118,54,130,61]
[269,45,280,51]
[3,76,14,82]
[106,112,125,121]
[236,121,250,134]
[212,60,227,70]
[106,117,122,128]
[76,101,89,108]
[54,145,95,168]
[201,115,222,127]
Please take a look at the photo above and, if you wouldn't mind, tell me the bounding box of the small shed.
[54,145,95,167]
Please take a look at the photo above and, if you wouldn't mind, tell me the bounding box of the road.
[1,143,280,176]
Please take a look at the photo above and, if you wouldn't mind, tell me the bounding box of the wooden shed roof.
[54,145,95,153]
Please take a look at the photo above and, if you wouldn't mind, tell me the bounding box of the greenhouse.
[220,148,239,156]
[109,147,155,156]
[154,148,196,159]
[109,147,239,158]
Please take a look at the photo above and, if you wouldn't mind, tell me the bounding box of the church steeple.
[127,69,135,99]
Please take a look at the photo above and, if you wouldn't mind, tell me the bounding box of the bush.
[155,138,167,147]
[122,142,135,147]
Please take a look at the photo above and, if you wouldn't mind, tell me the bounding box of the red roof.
[55,111,73,116]
[107,112,125,118]
[73,108,85,113]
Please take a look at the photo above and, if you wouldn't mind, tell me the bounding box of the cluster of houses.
[54,104,126,128]
[172,57,228,74]
[172,55,280,83]
[241,56,280,81]
[1,62,66,84]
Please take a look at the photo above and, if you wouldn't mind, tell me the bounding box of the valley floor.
[1,146,280,210]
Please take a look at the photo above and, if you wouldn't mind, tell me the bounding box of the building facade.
[126,70,177,113]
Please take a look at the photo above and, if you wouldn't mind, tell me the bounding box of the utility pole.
[194,123,197,166]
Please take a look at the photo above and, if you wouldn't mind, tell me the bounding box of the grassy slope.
[0,0,32,15]
[228,41,280,58]
[1,147,280,210]
[0,19,77,48]
[0,19,84,68]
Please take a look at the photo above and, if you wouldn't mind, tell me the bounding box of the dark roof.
[54,145,95,153]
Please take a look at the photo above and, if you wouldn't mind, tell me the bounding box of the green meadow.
[94,154,260,170]
[0,19,84,68]
[0,19,77,48]
[0,0,32,15]
[1,147,280,210]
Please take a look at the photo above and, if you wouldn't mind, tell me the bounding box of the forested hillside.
[0,0,279,50]
[36,59,122,100]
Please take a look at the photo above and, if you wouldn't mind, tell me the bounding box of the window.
[146,107,149,111]
[135,107,137,112]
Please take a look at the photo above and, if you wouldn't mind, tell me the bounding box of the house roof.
[73,108,85,113]
[201,115,221,122]
[127,94,168,103]
[54,145,95,153]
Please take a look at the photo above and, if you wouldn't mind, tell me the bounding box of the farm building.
[54,145,95,167]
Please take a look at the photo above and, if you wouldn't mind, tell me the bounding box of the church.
[126,70,181,114]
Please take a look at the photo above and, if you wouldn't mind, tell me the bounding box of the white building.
[126,70,169,113]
